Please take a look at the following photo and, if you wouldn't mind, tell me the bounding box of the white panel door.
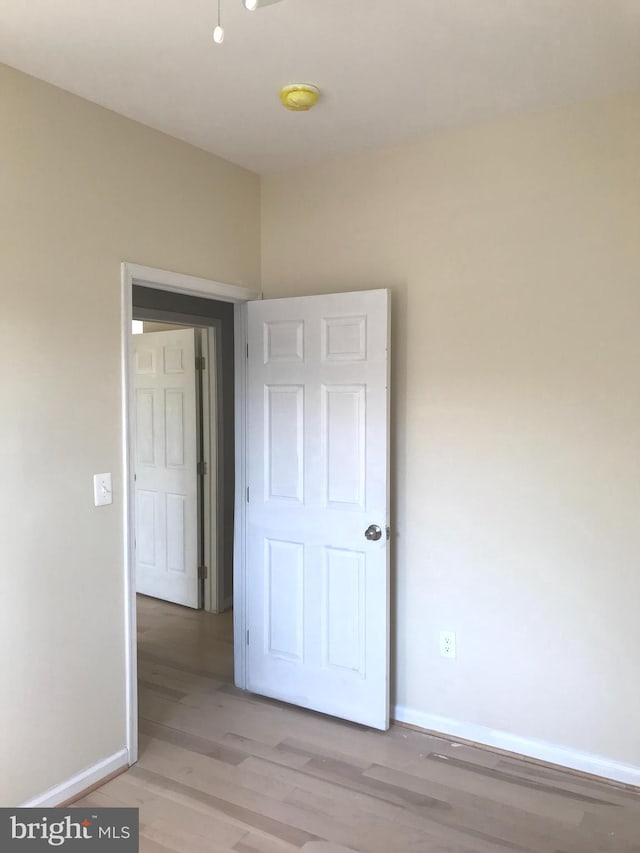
[247,290,390,729]
[133,329,200,609]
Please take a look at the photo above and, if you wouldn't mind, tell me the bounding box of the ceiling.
[1,0,640,174]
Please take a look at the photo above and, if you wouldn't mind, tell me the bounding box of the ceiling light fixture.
[244,0,284,9]
[213,0,224,42]
[213,0,284,44]
[280,84,320,111]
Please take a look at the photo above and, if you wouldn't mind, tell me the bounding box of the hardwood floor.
[74,596,640,852]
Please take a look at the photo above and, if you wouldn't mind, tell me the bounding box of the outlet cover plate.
[440,630,456,659]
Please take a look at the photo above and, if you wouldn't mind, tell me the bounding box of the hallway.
[73,596,640,852]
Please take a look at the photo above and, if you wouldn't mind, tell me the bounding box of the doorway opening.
[131,290,239,751]
[122,264,257,764]
[131,287,235,614]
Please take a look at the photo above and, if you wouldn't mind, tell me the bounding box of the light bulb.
[244,0,284,7]
[213,24,225,43]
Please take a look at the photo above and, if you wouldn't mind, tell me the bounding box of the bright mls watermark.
[0,809,138,851]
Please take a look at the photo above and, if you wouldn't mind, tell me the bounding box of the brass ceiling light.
[279,84,320,111]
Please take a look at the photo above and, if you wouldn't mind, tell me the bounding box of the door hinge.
[198,565,208,580]
[197,461,208,475]
[195,355,206,370]
[246,486,249,503]
[246,629,250,646]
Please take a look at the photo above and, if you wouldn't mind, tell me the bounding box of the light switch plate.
[93,473,113,506]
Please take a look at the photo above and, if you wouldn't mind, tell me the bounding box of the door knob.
[365,524,382,541]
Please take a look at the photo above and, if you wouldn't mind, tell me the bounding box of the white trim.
[201,327,218,614]
[124,263,260,303]
[393,706,640,788]
[233,304,249,688]
[21,749,129,807]
[120,267,138,768]
[121,263,257,764]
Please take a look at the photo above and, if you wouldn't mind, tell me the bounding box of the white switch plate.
[93,473,113,506]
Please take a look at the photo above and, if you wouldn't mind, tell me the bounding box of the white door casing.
[246,290,390,730]
[133,328,200,608]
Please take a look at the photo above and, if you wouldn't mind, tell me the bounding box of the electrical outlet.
[440,630,456,659]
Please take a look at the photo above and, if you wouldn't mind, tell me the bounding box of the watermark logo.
[0,809,138,851]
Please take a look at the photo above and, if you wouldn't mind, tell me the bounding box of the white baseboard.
[393,706,640,788]
[20,748,130,807]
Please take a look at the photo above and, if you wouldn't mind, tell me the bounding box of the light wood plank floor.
[75,596,640,852]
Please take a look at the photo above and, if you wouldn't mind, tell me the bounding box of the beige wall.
[3,53,639,803]
[261,93,640,766]
[0,63,260,805]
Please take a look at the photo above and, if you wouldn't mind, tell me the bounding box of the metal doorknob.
[365,524,382,541]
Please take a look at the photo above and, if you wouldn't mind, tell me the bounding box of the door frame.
[121,262,260,765]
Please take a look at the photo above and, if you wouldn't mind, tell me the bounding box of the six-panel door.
[246,290,390,729]
[133,328,200,609]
